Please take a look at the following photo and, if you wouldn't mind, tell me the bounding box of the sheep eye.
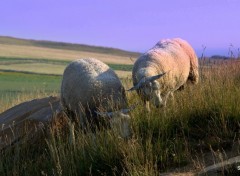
[144,82,152,88]
[152,82,160,90]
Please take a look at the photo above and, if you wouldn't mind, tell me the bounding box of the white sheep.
[61,58,133,138]
[128,38,199,111]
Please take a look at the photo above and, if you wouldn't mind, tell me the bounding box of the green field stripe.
[0,71,61,100]
[0,69,62,76]
[107,64,133,71]
[0,61,36,65]
[0,56,69,65]
[0,56,133,71]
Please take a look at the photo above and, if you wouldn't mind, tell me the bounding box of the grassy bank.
[0,59,240,175]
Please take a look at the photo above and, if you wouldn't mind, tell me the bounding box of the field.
[0,36,139,78]
[0,37,138,110]
[0,71,61,112]
[1,37,240,175]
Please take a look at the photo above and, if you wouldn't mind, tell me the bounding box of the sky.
[0,0,240,57]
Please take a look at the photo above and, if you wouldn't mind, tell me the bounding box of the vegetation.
[0,58,240,175]
[0,36,141,58]
[0,37,239,175]
[0,71,61,112]
[0,56,133,77]
[0,56,133,83]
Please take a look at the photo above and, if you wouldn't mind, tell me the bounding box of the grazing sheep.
[129,38,199,111]
[61,58,132,138]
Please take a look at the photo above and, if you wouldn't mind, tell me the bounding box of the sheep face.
[109,112,132,139]
[95,108,133,139]
[129,73,167,109]
[140,80,163,108]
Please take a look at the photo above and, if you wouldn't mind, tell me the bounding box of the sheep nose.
[155,104,164,108]
[123,131,133,140]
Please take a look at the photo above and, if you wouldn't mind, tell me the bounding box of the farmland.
[0,36,240,175]
[0,36,139,80]
[0,36,138,110]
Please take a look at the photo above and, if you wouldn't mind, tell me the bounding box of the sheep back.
[132,38,199,93]
[173,38,199,84]
[61,58,128,117]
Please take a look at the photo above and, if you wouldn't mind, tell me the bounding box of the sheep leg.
[144,100,150,112]
[169,92,175,107]
[72,109,87,130]
[170,92,174,101]
[162,92,172,107]
[79,112,87,129]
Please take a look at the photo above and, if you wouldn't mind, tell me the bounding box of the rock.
[0,96,61,150]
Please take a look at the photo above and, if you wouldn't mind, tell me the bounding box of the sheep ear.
[95,104,138,117]
[95,111,113,117]
[127,78,147,91]
[128,72,168,91]
[127,86,138,91]
[119,103,139,113]
[119,108,130,114]
[147,72,167,82]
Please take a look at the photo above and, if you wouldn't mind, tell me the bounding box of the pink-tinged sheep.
[61,58,133,138]
[129,38,199,111]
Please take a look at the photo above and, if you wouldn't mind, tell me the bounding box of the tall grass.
[0,59,240,175]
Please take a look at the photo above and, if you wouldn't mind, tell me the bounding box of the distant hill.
[0,36,141,58]
[210,55,231,60]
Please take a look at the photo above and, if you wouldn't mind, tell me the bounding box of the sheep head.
[128,72,167,108]
[95,106,136,139]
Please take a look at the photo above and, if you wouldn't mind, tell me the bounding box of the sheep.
[128,38,199,111]
[61,58,133,138]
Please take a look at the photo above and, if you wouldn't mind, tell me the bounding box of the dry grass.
[0,44,136,65]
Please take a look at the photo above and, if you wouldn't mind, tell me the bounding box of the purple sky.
[1,0,240,57]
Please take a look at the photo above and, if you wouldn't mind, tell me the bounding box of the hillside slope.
[0,36,139,77]
[0,36,140,58]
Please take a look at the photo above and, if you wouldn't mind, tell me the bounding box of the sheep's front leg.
[161,92,172,107]
[170,92,174,101]
[144,100,150,112]
[169,92,175,107]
